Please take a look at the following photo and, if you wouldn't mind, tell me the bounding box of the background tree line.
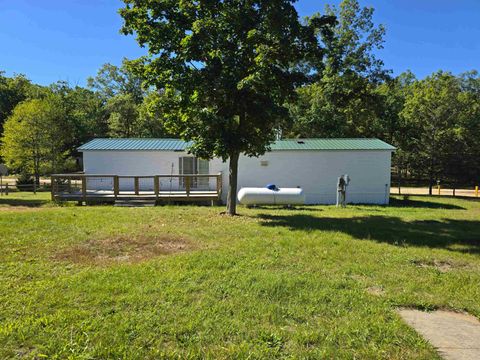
[0,0,479,193]
[0,60,171,183]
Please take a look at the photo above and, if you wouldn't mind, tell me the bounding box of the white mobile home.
[74,138,394,205]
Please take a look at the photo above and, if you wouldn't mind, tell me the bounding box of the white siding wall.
[84,150,186,175]
[82,149,392,204]
[236,150,392,204]
[82,150,225,192]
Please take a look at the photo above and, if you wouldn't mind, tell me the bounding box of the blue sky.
[1,0,479,86]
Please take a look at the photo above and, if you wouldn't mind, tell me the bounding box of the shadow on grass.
[246,205,322,212]
[389,197,466,210]
[0,197,49,207]
[257,214,480,254]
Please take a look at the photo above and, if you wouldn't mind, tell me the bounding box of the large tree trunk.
[226,151,239,216]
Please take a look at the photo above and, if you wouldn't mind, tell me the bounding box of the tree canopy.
[401,71,473,193]
[119,0,335,214]
[1,98,69,183]
[285,0,389,139]
[87,59,145,103]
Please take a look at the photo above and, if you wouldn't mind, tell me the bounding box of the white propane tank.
[237,187,305,205]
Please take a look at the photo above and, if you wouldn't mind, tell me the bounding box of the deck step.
[114,199,156,207]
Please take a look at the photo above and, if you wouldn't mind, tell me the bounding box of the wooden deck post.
[185,176,191,197]
[114,176,119,199]
[154,176,159,200]
[49,173,222,203]
[134,177,139,195]
[82,176,87,203]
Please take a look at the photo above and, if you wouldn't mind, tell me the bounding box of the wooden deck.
[51,174,223,204]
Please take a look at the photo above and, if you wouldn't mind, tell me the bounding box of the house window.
[179,157,209,189]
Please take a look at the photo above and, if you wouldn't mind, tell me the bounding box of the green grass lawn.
[1,193,479,359]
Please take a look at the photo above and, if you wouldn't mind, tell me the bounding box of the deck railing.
[51,173,223,202]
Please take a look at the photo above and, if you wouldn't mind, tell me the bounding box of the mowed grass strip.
[1,193,479,359]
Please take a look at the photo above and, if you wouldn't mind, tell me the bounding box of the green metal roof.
[270,138,395,151]
[78,138,395,151]
[78,138,192,151]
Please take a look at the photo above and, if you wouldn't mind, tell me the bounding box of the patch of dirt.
[410,259,466,273]
[0,206,46,212]
[366,285,385,296]
[54,234,192,265]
